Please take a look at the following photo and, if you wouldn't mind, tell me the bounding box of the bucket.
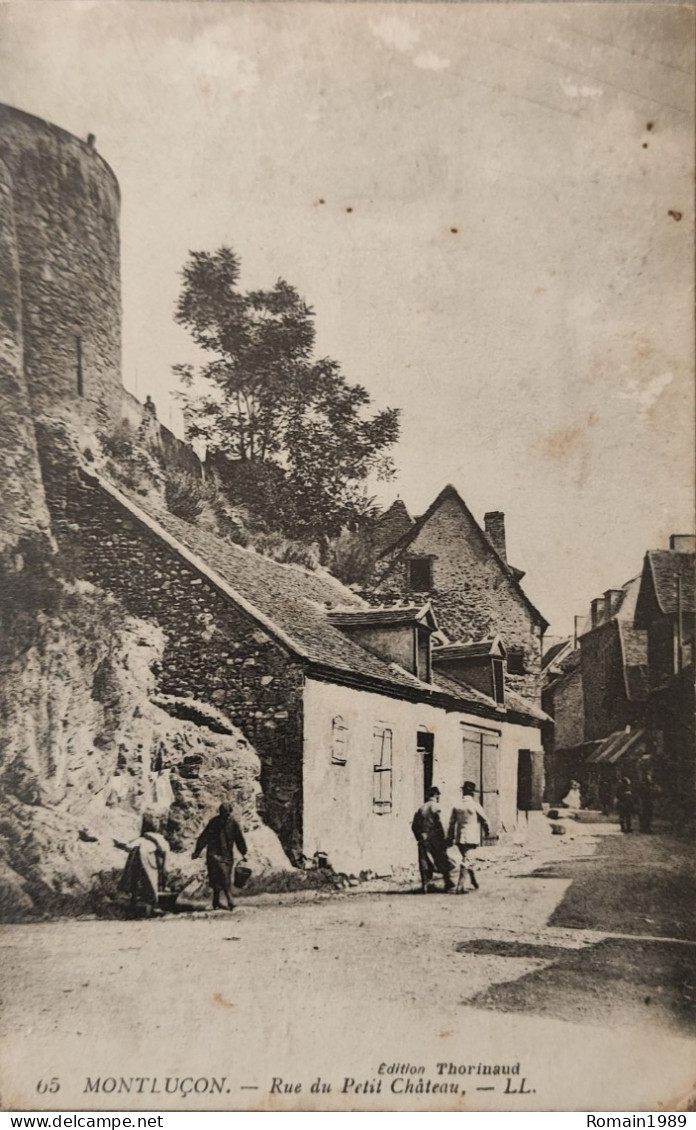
[234,862,252,889]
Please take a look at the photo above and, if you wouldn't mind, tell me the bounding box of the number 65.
[36,1078,60,1094]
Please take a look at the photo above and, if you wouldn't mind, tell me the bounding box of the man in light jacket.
[447,781,490,893]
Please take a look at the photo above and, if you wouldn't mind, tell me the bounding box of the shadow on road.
[462,935,696,1035]
[459,832,696,1035]
[514,832,696,940]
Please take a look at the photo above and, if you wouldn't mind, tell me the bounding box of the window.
[372,726,393,812]
[417,730,434,798]
[330,715,348,765]
[492,658,505,704]
[507,648,525,675]
[408,557,433,591]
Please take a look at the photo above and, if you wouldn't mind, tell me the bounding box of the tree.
[174,248,400,540]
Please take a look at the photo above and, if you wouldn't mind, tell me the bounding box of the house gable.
[369,485,547,705]
[376,485,547,631]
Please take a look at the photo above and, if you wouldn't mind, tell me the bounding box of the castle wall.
[0,105,122,422]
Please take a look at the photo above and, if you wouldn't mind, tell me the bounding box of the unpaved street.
[1,823,694,1112]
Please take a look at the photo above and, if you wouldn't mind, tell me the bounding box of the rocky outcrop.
[0,578,290,919]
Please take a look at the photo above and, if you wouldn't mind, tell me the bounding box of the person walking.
[411,787,454,893]
[447,781,490,893]
[616,776,634,833]
[193,802,248,910]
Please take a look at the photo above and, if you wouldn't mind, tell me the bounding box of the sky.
[0,1,693,636]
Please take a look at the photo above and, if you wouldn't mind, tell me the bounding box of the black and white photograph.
[0,0,693,1114]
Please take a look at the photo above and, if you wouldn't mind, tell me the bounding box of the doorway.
[417,731,434,799]
[517,749,533,813]
[461,724,501,835]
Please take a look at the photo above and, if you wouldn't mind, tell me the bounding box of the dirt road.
[1,822,694,1112]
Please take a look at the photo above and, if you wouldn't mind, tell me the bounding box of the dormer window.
[327,603,439,679]
[408,557,433,591]
[432,635,507,705]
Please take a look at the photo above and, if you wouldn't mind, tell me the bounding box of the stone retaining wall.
[37,425,305,859]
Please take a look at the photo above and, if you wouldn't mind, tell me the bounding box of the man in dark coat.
[193,803,248,910]
[411,787,454,893]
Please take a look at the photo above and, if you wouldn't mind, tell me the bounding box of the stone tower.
[0,104,123,556]
[0,105,122,422]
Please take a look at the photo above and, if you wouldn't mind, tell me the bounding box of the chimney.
[484,511,507,562]
[669,534,696,554]
[590,597,606,628]
[604,589,624,618]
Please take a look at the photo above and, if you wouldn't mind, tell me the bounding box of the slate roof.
[543,639,572,670]
[94,473,445,701]
[586,728,648,765]
[432,670,505,716]
[618,623,649,701]
[432,670,547,725]
[433,637,506,661]
[615,575,641,621]
[646,550,695,616]
[505,689,551,724]
[579,576,641,637]
[91,472,550,729]
[327,605,436,629]
[376,484,548,630]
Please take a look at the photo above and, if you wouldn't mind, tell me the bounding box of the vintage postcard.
[0,0,694,1115]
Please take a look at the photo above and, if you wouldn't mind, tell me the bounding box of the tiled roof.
[647,550,695,616]
[96,475,444,700]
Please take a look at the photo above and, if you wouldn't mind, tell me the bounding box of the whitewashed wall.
[302,678,542,874]
[302,677,442,874]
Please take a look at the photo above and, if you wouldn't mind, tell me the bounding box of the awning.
[586,728,647,765]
